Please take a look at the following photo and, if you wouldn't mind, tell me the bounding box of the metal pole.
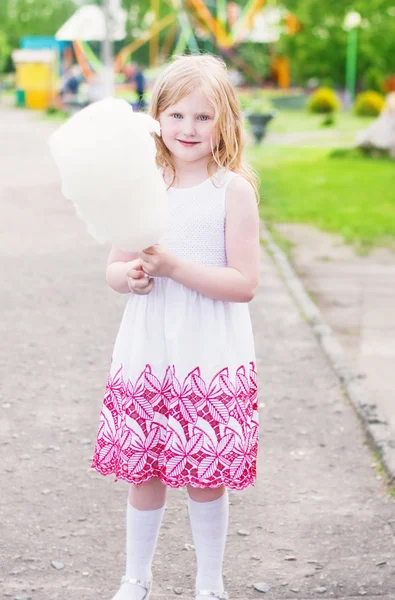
[345,26,358,108]
[150,0,160,68]
[102,0,114,97]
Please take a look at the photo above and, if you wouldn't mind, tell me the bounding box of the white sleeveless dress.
[92,170,259,489]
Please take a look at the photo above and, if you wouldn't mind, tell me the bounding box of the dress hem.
[91,462,256,491]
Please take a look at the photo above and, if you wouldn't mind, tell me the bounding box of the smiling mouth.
[177,140,200,146]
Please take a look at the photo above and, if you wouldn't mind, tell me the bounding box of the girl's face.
[159,90,219,166]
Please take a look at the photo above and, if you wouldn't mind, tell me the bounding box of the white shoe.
[195,590,229,599]
[116,576,151,599]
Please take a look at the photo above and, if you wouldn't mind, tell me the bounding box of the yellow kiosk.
[12,48,59,110]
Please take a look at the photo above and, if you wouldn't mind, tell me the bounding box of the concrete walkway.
[265,130,357,148]
[275,224,395,464]
[1,106,395,600]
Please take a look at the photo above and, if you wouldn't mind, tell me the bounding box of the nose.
[181,118,197,137]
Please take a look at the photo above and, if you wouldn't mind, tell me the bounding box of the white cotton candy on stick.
[48,97,168,251]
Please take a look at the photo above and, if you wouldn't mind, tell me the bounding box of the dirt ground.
[1,106,395,600]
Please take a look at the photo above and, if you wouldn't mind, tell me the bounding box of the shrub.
[354,91,385,117]
[321,114,335,127]
[307,87,341,114]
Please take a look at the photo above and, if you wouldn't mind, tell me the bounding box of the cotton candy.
[49,97,168,251]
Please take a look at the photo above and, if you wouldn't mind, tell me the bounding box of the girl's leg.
[129,475,167,510]
[187,485,229,599]
[112,477,167,600]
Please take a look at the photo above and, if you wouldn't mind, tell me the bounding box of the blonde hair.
[149,54,259,198]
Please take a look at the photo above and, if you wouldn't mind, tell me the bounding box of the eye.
[171,113,182,119]
[198,115,210,121]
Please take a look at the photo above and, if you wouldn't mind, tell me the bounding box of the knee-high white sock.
[188,491,229,596]
[112,502,165,600]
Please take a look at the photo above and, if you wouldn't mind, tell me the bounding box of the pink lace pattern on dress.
[91,362,259,490]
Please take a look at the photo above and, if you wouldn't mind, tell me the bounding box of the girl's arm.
[106,246,139,293]
[141,177,261,302]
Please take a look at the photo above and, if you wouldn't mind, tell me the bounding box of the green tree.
[0,30,11,73]
[279,0,395,87]
[0,0,77,50]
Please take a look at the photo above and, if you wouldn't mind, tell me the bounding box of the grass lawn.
[268,109,375,135]
[0,88,14,98]
[247,144,395,253]
[40,108,69,123]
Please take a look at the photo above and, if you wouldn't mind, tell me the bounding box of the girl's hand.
[140,244,179,278]
[126,259,154,295]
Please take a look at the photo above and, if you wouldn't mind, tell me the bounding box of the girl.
[92,54,261,600]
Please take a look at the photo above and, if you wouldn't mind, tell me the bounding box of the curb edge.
[260,223,395,484]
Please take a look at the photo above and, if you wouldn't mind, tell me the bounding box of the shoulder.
[227,174,254,194]
[225,175,257,211]
[224,175,260,240]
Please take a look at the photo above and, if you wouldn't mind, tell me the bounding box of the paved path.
[275,224,395,459]
[1,106,394,600]
[265,130,357,147]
